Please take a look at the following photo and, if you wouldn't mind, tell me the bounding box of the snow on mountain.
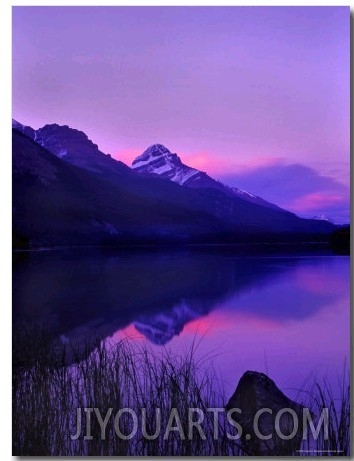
[12,128,58,184]
[132,144,282,210]
[132,144,201,186]
[12,121,336,247]
[228,186,283,210]
[312,214,333,223]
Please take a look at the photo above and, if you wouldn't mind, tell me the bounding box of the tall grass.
[12,327,350,456]
[300,367,350,456]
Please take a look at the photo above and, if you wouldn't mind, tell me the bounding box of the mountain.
[12,119,130,178]
[12,129,238,247]
[13,121,336,248]
[131,143,336,237]
[134,299,210,345]
[132,144,281,210]
[132,144,205,185]
[134,302,201,345]
[12,119,36,139]
[313,214,332,222]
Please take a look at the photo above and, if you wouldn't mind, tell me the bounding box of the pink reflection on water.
[182,296,348,399]
[183,311,280,336]
[112,324,145,342]
[108,257,349,401]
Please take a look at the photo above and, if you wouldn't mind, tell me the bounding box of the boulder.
[226,371,304,455]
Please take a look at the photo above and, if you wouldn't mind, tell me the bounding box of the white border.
[1,2,352,460]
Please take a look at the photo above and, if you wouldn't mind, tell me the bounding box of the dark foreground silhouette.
[13,329,350,456]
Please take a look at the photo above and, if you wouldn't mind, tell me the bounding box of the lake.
[13,245,349,400]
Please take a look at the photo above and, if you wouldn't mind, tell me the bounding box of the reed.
[12,327,350,456]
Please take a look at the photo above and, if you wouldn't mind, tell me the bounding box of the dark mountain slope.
[13,125,335,248]
[12,119,130,178]
[13,130,239,247]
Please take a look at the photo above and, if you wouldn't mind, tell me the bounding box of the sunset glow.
[12,6,349,222]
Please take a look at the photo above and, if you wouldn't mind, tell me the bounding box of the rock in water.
[226,371,304,456]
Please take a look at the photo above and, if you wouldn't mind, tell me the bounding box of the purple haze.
[12,6,350,222]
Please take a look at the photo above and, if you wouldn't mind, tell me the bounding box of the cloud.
[179,151,284,175]
[219,163,349,223]
[113,148,142,165]
[287,192,345,213]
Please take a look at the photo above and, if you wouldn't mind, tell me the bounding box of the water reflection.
[13,248,348,350]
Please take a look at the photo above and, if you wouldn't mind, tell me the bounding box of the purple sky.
[12,6,350,223]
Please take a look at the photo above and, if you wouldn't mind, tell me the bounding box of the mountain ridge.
[12,119,336,248]
[12,119,130,178]
[132,143,283,211]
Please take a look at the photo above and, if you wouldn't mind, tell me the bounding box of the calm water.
[13,247,350,399]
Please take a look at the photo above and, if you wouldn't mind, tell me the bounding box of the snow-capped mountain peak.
[132,144,283,210]
[132,144,200,185]
[134,143,173,162]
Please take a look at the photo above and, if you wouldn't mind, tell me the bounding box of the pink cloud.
[112,145,284,177]
[287,192,345,213]
[181,151,284,176]
[227,156,285,174]
[181,152,214,172]
[112,148,141,165]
